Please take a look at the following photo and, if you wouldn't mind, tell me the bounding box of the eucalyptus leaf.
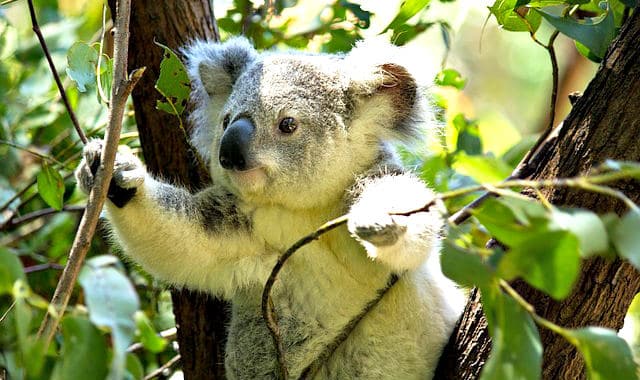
[0,247,26,294]
[66,42,98,93]
[612,210,640,270]
[441,241,495,288]
[489,0,542,32]
[551,209,609,257]
[79,255,140,380]
[134,311,167,353]
[51,317,109,380]
[563,327,638,380]
[498,230,580,300]
[37,162,65,211]
[155,42,190,117]
[481,287,542,380]
[435,68,467,90]
[535,3,615,60]
[382,0,432,33]
[453,153,513,183]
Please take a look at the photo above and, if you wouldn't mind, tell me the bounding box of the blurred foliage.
[1,0,640,379]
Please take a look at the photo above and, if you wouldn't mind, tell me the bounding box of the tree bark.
[108,1,229,378]
[436,11,640,379]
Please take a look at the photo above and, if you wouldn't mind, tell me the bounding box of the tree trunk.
[436,11,640,379]
[108,1,229,378]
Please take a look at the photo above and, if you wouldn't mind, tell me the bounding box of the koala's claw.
[74,139,144,207]
[348,213,407,247]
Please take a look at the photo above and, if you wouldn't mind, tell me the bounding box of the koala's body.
[76,37,464,379]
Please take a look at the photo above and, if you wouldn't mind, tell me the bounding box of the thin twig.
[261,215,349,380]
[26,0,87,145]
[0,301,16,324]
[3,205,85,230]
[37,0,143,347]
[96,4,111,106]
[0,139,65,167]
[24,263,65,274]
[143,354,181,380]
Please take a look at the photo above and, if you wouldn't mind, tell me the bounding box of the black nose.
[219,118,255,171]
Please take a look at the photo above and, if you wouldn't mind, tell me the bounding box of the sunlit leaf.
[435,68,467,90]
[51,317,109,380]
[481,287,542,380]
[489,0,542,33]
[552,209,609,257]
[474,197,551,246]
[79,255,140,380]
[535,3,615,60]
[382,0,432,33]
[155,42,190,117]
[66,42,98,93]
[612,210,640,270]
[563,327,638,380]
[498,230,580,300]
[37,162,65,211]
[454,154,512,183]
[0,247,25,294]
[134,311,167,353]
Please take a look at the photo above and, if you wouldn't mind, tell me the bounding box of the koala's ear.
[344,39,434,142]
[183,37,257,102]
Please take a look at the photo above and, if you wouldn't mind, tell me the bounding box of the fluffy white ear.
[182,37,258,163]
[343,39,436,143]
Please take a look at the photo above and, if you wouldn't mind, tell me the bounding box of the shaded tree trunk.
[108,1,228,378]
[436,11,640,379]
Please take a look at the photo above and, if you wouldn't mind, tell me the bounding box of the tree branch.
[37,0,144,347]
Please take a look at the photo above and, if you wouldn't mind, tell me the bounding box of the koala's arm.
[75,140,271,297]
[347,173,443,272]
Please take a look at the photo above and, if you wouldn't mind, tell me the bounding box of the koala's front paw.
[75,139,145,208]
[348,211,407,247]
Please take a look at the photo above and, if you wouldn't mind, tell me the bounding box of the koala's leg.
[75,140,271,297]
[347,174,443,272]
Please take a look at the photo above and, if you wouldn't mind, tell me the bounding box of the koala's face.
[185,37,427,209]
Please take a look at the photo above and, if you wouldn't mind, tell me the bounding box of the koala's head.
[184,37,433,209]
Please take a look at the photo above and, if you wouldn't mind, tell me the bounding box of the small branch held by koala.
[262,215,349,380]
[37,0,144,348]
[26,0,87,145]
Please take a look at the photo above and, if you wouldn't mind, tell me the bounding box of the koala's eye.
[222,114,231,130]
[278,117,297,134]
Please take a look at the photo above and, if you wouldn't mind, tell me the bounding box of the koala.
[75,37,464,379]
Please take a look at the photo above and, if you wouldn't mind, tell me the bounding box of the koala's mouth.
[226,167,268,190]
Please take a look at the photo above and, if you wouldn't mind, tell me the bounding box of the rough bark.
[108,1,229,378]
[436,11,640,379]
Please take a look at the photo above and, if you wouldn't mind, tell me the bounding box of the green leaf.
[37,162,65,211]
[134,311,167,353]
[125,353,144,380]
[341,0,372,29]
[435,68,467,90]
[551,209,609,257]
[79,255,140,380]
[452,114,482,155]
[535,3,615,60]
[382,0,432,33]
[474,197,551,247]
[66,42,98,93]
[453,153,513,183]
[618,0,638,8]
[489,0,542,33]
[481,287,542,380]
[498,230,580,300]
[154,42,190,117]
[51,317,109,380]
[441,241,495,288]
[612,210,640,270]
[0,247,25,294]
[563,327,638,380]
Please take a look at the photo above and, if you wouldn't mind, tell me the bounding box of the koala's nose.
[219,118,255,171]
